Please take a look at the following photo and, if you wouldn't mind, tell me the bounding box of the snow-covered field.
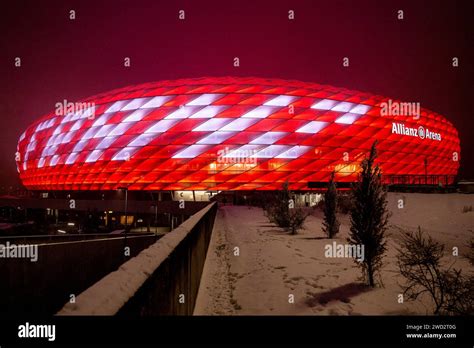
[194,193,474,315]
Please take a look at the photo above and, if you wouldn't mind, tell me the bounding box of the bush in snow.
[397,227,474,315]
[264,181,308,234]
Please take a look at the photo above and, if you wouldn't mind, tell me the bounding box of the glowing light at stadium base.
[16,77,460,191]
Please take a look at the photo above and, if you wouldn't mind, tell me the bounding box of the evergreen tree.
[322,171,340,238]
[348,141,388,287]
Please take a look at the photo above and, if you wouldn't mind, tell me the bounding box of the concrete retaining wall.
[0,234,158,315]
[58,202,217,316]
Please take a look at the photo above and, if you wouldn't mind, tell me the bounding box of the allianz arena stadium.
[16,77,460,191]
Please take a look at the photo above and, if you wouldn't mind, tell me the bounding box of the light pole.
[118,186,128,239]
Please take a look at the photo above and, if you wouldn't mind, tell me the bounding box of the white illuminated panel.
[140,96,171,109]
[86,150,103,163]
[264,95,296,106]
[121,98,150,111]
[62,131,75,144]
[276,146,312,159]
[335,113,361,125]
[73,139,89,152]
[122,109,151,122]
[109,123,132,136]
[53,133,65,145]
[128,134,154,147]
[172,145,210,158]
[93,124,115,138]
[332,102,354,112]
[197,131,235,144]
[92,113,112,127]
[193,118,232,132]
[145,119,179,133]
[61,113,74,124]
[50,155,60,166]
[187,94,223,106]
[350,104,371,114]
[53,125,63,135]
[112,147,138,161]
[105,100,128,113]
[219,118,258,131]
[38,157,45,168]
[250,132,287,145]
[70,119,85,131]
[65,152,79,164]
[253,145,291,158]
[189,106,227,118]
[165,106,197,119]
[82,127,100,140]
[241,106,277,118]
[296,121,328,134]
[96,136,118,149]
[311,99,338,110]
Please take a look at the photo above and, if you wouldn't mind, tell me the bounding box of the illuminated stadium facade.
[16,77,460,191]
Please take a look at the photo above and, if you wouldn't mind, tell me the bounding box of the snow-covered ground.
[194,193,473,315]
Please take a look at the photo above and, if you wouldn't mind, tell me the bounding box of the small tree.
[264,181,290,228]
[397,227,474,315]
[288,208,308,235]
[348,141,388,287]
[265,181,308,234]
[322,171,340,238]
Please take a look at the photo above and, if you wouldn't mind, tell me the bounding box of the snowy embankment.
[194,193,473,315]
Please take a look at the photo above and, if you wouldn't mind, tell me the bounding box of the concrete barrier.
[0,234,159,315]
[58,202,217,316]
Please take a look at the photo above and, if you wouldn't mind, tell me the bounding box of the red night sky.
[1,0,473,187]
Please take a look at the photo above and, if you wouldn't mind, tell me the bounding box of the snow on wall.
[57,202,216,315]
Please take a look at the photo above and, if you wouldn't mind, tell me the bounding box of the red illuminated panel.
[16,77,461,191]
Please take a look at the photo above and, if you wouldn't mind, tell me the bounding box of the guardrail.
[58,202,217,316]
